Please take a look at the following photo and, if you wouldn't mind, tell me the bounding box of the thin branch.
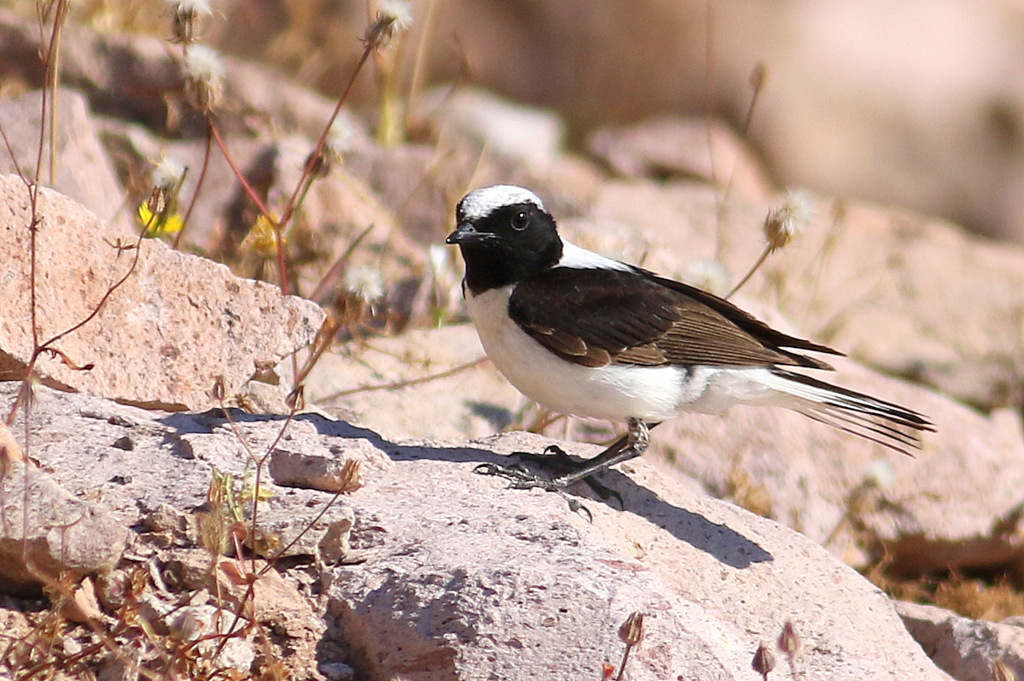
[323,356,488,400]
[173,126,214,249]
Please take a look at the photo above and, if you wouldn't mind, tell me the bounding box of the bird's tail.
[767,368,935,455]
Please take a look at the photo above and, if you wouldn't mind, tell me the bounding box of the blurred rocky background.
[209,0,1024,243]
[2,1,1024,680]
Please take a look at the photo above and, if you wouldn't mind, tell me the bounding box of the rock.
[0,174,324,410]
[269,445,372,493]
[318,661,355,681]
[0,9,353,140]
[431,87,566,173]
[0,381,965,678]
[897,601,1024,681]
[325,431,947,681]
[0,464,127,593]
[0,89,129,233]
[255,501,355,563]
[588,115,772,199]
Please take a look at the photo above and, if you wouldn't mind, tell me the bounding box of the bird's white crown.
[459,185,545,221]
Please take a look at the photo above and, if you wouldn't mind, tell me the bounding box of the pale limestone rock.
[588,115,772,199]
[326,430,949,681]
[0,464,127,593]
[0,174,324,410]
[0,89,129,233]
[898,601,1024,681]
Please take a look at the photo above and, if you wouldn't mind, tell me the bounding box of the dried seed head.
[310,116,358,177]
[152,154,186,191]
[752,642,776,678]
[763,189,814,251]
[286,385,306,412]
[182,44,225,112]
[366,0,413,49]
[212,376,226,402]
[168,0,213,43]
[683,259,731,296]
[344,265,386,304]
[777,621,800,657]
[618,611,646,646]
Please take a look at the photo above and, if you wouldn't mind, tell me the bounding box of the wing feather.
[508,267,839,370]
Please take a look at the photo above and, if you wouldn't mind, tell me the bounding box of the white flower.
[378,0,413,32]
[344,266,385,303]
[152,154,186,190]
[683,259,731,296]
[182,45,225,110]
[167,0,212,16]
[368,0,413,47]
[182,44,225,83]
[764,189,814,251]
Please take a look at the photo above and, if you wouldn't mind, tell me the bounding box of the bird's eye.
[511,210,529,231]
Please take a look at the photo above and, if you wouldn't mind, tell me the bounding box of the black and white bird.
[446,184,934,492]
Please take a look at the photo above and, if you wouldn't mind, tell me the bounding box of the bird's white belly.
[465,287,688,422]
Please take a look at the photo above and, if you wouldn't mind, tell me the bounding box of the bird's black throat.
[454,204,563,295]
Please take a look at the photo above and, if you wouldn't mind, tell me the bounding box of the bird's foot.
[473,445,622,516]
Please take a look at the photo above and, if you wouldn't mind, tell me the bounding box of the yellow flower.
[137,200,184,237]
[242,214,283,257]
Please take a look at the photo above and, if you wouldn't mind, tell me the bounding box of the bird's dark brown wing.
[507,266,840,370]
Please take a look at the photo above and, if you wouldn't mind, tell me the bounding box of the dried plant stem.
[325,356,488,399]
[406,0,440,128]
[37,0,69,187]
[173,126,213,249]
[208,118,292,298]
[207,118,272,218]
[717,62,766,233]
[214,388,299,574]
[276,42,375,254]
[726,245,770,299]
[309,223,376,304]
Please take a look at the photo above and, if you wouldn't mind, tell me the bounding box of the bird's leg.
[474,419,659,497]
[544,418,651,489]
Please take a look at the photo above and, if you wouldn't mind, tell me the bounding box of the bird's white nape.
[459,185,544,221]
[557,240,635,272]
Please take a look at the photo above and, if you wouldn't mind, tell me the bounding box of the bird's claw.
[474,460,593,520]
[473,462,534,482]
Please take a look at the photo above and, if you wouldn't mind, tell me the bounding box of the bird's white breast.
[465,285,688,422]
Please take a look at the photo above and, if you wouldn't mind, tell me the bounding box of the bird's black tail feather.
[768,368,935,455]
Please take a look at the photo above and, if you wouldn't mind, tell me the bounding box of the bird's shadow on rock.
[159,409,770,570]
[294,413,773,571]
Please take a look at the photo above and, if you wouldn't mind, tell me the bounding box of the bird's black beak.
[445,221,485,245]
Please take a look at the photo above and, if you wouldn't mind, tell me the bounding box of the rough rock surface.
[0,460,127,593]
[312,319,1024,577]
[0,383,951,679]
[326,431,948,681]
[0,174,324,410]
[0,383,384,537]
[0,89,129,233]
[898,601,1024,681]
